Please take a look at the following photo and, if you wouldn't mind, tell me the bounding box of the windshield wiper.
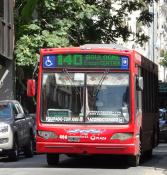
[93,69,110,97]
[63,68,81,95]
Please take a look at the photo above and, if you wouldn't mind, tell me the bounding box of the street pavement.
[0,143,167,175]
[141,143,167,175]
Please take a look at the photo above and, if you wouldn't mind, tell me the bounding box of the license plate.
[68,136,80,142]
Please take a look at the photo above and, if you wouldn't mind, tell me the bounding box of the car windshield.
[0,103,11,118]
[41,72,130,124]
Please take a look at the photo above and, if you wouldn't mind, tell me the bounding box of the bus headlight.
[111,133,133,140]
[38,130,57,139]
[0,123,9,133]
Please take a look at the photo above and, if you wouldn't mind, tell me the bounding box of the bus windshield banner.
[43,54,129,69]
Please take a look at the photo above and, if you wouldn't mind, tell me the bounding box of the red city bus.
[27,44,159,166]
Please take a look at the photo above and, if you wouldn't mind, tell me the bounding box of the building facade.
[0,0,14,100]
[117,0,167,82]
[158,0,167,82]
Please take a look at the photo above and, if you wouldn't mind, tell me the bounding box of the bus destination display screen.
[43,54,129,69]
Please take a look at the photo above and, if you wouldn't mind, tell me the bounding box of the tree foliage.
[15,0,157,67]
[160,52,167,67]
[14,0,159,111]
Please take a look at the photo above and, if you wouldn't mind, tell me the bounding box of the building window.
[0,22,5,54]
[7,0,12,23]
[7,27,12,58]
[0,0,4,18]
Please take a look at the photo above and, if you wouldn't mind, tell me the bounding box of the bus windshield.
[41,72,129,124]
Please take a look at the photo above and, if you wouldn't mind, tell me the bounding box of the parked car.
[0,100,35,161]
[159,108,167,142]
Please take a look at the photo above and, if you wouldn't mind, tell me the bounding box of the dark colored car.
[159,108,167,142]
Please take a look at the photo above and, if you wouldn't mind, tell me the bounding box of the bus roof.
[80,44,129,50]
[40,44,133,55]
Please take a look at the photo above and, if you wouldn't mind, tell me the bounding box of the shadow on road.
[141,143,167,171]
[58,155,129,169]
[0,144,167,170]
[0,154,130,169]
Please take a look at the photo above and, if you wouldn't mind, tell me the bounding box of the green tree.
[14,0,158,111]
[15,0,157,67]
[160,51,167,67]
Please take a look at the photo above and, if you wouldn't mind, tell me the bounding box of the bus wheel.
[128,154,140,167]
[47,153,59,166]
[145,149,153,158]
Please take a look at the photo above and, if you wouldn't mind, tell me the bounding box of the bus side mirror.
[27,79,36,97]
[136,76,143,91]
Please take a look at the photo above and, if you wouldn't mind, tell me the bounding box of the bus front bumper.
[37,142,137,155]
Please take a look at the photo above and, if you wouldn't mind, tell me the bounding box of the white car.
[0,100,35,161]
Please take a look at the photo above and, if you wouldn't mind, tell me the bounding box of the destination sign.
[47,109,71,117]
[43,54,129,69]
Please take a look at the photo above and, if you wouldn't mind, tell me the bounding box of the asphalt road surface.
[0,143,167,175]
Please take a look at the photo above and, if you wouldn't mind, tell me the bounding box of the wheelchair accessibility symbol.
[122,57,128,66]
[45,56,53,66]
[121,56,128,69]
[43,55,56,68]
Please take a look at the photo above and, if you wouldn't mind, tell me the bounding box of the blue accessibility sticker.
[43,55,56,68]
[121,56,128,69]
